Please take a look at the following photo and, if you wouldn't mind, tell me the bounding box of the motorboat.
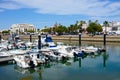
[14,54,38,68]
[56,46,78,58]
[0,51,13,58]
[8,49,30,55]
[81,46,99,53]
[34,34,56,48]
[26,51,46,64]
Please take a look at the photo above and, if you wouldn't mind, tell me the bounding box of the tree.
[86,22,102,35]
[2,30,10,35]
[55,25,67,35]
[77,20,86,33]
[27,29,35,33]
[41,28,49,33]
[103,21,109,34]
[68,22,80,34]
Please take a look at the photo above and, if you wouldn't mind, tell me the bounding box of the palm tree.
[77,20,86,33]
[103,21,109,34]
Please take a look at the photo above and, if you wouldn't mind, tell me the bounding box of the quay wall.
[1,35,120,42]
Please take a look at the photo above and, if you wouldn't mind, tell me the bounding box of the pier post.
[79,33,81,47]
[103,33,106,45]
[0,35,1,43]
[38,35,41,49]
[46,34,47,38]
[46,34,48,44]
[79,58,81,68]
[30,34,32,42]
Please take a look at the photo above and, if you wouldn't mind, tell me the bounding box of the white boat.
[81,46,99,53]
[14,54,38,68]
[47,42,84,58]
[39,48,62,61]
[0,51,13,58]
[30,45,62,61]
[0,47,7,52]
[9,49,30,55]
[34,34,56,48]
[56,46,76,58]
[26,51,46,64]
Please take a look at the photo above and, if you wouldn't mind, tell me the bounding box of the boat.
[56,45,83,58]
[0,51,13,58]
[34,34,56,48]
[81,46,99,54]
[13,54,38,68]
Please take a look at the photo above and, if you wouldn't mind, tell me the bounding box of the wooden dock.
[0,56,13,63]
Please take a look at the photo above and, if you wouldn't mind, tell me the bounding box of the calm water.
[0,42,120,80]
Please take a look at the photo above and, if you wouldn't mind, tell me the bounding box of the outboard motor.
[77,51,84,57]
[29,60,35,68]
[45,55,51,63]
[73,52,78,57]
[37,54,39,58]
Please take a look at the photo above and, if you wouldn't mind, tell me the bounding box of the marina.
[1,0,120,80]
[0,34,119,80]
[0,41,120,80]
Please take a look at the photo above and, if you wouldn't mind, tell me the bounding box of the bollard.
[79,33,81,47]
[38,35,41,49]
[30,34,32,42]
[46,34,47,38]
[46,34,48,44]
[103,34,106,45]
[0,35,1,43]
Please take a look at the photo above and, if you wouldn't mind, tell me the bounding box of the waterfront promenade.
[1,34,120,42]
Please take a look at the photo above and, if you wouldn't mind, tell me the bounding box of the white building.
[10,24,36,34]
[109,22,120,31]
[103,21,120,34]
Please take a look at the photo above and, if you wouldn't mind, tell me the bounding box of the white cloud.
[1,0,120,17]
[0,3,22,9]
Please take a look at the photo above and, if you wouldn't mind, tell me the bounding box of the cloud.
[0,3,22,10]
[0,0,23,10]
[1,0,120,17]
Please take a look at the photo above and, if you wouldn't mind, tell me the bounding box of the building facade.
[10,24,36,34]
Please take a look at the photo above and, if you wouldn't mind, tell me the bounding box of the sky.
[0,0,120,30]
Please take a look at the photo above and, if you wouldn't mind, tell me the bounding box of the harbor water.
[0,41,120,80]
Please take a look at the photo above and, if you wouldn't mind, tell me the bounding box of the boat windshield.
[65,47,72,52]
[45,37,53,42]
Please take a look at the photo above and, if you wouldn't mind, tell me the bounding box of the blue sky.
[0,0,120,30]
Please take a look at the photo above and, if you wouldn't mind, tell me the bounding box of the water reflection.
[1,40,120,80]
[14,50,109,80]
[20,76,33,80]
